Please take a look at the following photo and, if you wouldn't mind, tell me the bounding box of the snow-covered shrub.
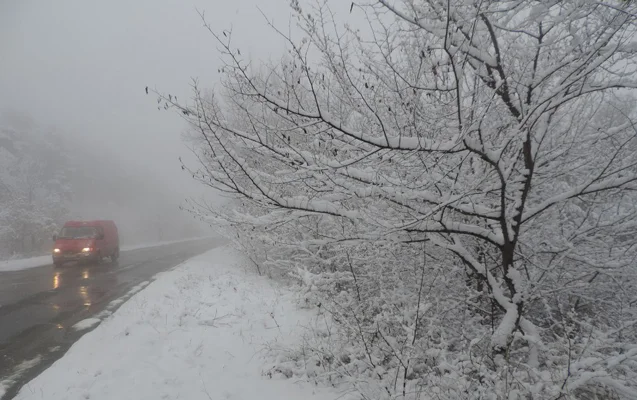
[0,113,72,258]
[162,0,637,398]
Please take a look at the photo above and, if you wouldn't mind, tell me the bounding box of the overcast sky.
[0,0,302,202]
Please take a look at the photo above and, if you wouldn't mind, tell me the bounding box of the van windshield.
[59,226,99,239]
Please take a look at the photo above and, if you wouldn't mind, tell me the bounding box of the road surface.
[0,237,225,399]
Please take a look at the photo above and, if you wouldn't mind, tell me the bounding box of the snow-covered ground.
[118,236,213,252]
[0,237,211,273]
[10,246,343,400]
[0,255,52,273]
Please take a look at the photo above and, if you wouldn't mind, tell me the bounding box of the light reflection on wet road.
[0,237,224,400]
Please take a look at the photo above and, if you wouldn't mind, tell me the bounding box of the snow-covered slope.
[9,246,344,400]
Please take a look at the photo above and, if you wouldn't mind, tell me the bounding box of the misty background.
[0,0,355,258]
[0,0,305,258]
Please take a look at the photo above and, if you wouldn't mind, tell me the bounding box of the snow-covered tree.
[0,112,72,257]
[161,1,637,398]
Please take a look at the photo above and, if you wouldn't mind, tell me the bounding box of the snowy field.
[0,237,212,273]
[9,246,343,400]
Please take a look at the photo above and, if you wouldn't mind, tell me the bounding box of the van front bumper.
[53,251,98,263]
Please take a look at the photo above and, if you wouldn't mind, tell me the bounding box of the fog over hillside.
[0,109,209,258]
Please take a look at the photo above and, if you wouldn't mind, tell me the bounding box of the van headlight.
[82,247,92,252]
[53,248,61,253]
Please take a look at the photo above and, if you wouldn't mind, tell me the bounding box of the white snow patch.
[72,318,101,331]
[119,236,214,252]
[91,281,158,322]
[93,283,150,319]
[0,356,42,398]
[107,298,124,308]
[94,310,112,319]
[0,256,51,273]
[13,246,343,400]
[126,281,150,296]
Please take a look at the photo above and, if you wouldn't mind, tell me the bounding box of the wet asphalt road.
[0,237,225,399]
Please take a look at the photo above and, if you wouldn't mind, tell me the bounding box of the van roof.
[63,220,116,227]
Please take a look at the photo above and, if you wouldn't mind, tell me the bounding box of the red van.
[52,220,120,267]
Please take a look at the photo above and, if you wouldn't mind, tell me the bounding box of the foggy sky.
[0,0,299,203]
[0,0,357,218]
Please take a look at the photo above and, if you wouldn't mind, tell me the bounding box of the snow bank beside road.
[119,236,212,252]
[0,237,212,273]
[13,246,342,400]
[0,256,51,273]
